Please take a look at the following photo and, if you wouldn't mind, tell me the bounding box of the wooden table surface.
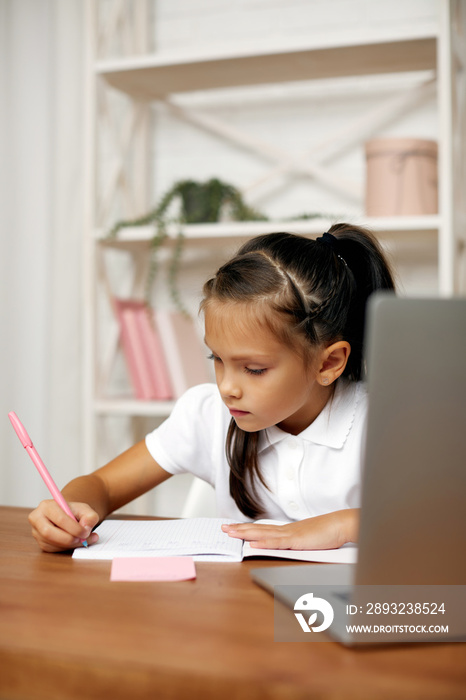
[1,506,465,700]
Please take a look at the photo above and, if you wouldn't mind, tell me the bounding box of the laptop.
[251,295,466,644]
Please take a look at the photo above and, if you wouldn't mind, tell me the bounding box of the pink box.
[365,137,438,216]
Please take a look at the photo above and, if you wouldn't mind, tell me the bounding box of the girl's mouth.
[228,408,250,417]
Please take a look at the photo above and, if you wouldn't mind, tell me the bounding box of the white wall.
[1,0,439,511]
[0,0,84,507]
[152,0,438,52]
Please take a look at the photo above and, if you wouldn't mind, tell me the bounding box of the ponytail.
[320,222,396,380]
[202,223,396,518]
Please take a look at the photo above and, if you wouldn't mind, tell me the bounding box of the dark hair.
[201,223,396,518]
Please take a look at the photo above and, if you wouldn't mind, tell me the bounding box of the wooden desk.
[1,506,465,700]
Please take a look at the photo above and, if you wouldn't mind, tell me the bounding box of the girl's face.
[204,304,329,435]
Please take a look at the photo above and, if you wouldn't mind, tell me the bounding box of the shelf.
[97,215,442,249]
[95,399,175,417]
[97,32,437,99]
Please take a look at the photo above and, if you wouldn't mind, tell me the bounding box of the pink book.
[134,304,173,400]
[114,299,154,400]
[154,310,211,398]
[114,299,174,401]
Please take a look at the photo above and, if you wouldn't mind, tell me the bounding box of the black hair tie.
[316,231,348,267]
[319,231,338,247]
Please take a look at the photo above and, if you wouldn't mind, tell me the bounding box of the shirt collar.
[259,380,365,452]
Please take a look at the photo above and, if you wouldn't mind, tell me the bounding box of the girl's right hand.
[28,499,100,553]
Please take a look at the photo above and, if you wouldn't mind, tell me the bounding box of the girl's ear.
[318,341,351,386]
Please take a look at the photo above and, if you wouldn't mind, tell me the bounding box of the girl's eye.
[207,353,221,363]
[244,367,267,376]
[207,353,265,375]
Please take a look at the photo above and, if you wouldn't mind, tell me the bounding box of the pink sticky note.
[110,556,196,582]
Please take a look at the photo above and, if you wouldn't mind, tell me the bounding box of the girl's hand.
[221,509,359,550]
[28,499,100,553]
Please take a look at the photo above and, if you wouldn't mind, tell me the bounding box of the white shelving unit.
[96,32,438,96]
[97,215,442,244]
[83,1,465,477]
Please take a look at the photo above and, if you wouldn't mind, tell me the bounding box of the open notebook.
[72,517,357,563]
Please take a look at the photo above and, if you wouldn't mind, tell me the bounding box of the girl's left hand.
[221,509,359,550]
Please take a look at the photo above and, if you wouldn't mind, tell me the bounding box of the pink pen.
[8,412,88,547]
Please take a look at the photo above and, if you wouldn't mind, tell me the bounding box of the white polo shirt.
[145,380,367,522]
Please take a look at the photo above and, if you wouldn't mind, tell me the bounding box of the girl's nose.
[218,371,242,399]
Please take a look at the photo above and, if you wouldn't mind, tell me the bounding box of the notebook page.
[72,518,243,562]
[242,540,358,563]
[242,519,358,563]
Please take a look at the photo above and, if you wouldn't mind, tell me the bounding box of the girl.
[29,223,396,553]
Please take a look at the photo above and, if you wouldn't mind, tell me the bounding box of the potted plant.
[108,178,267,314]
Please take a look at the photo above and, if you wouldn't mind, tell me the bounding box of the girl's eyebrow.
[205,347,273,363]
[231,354,271,362]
